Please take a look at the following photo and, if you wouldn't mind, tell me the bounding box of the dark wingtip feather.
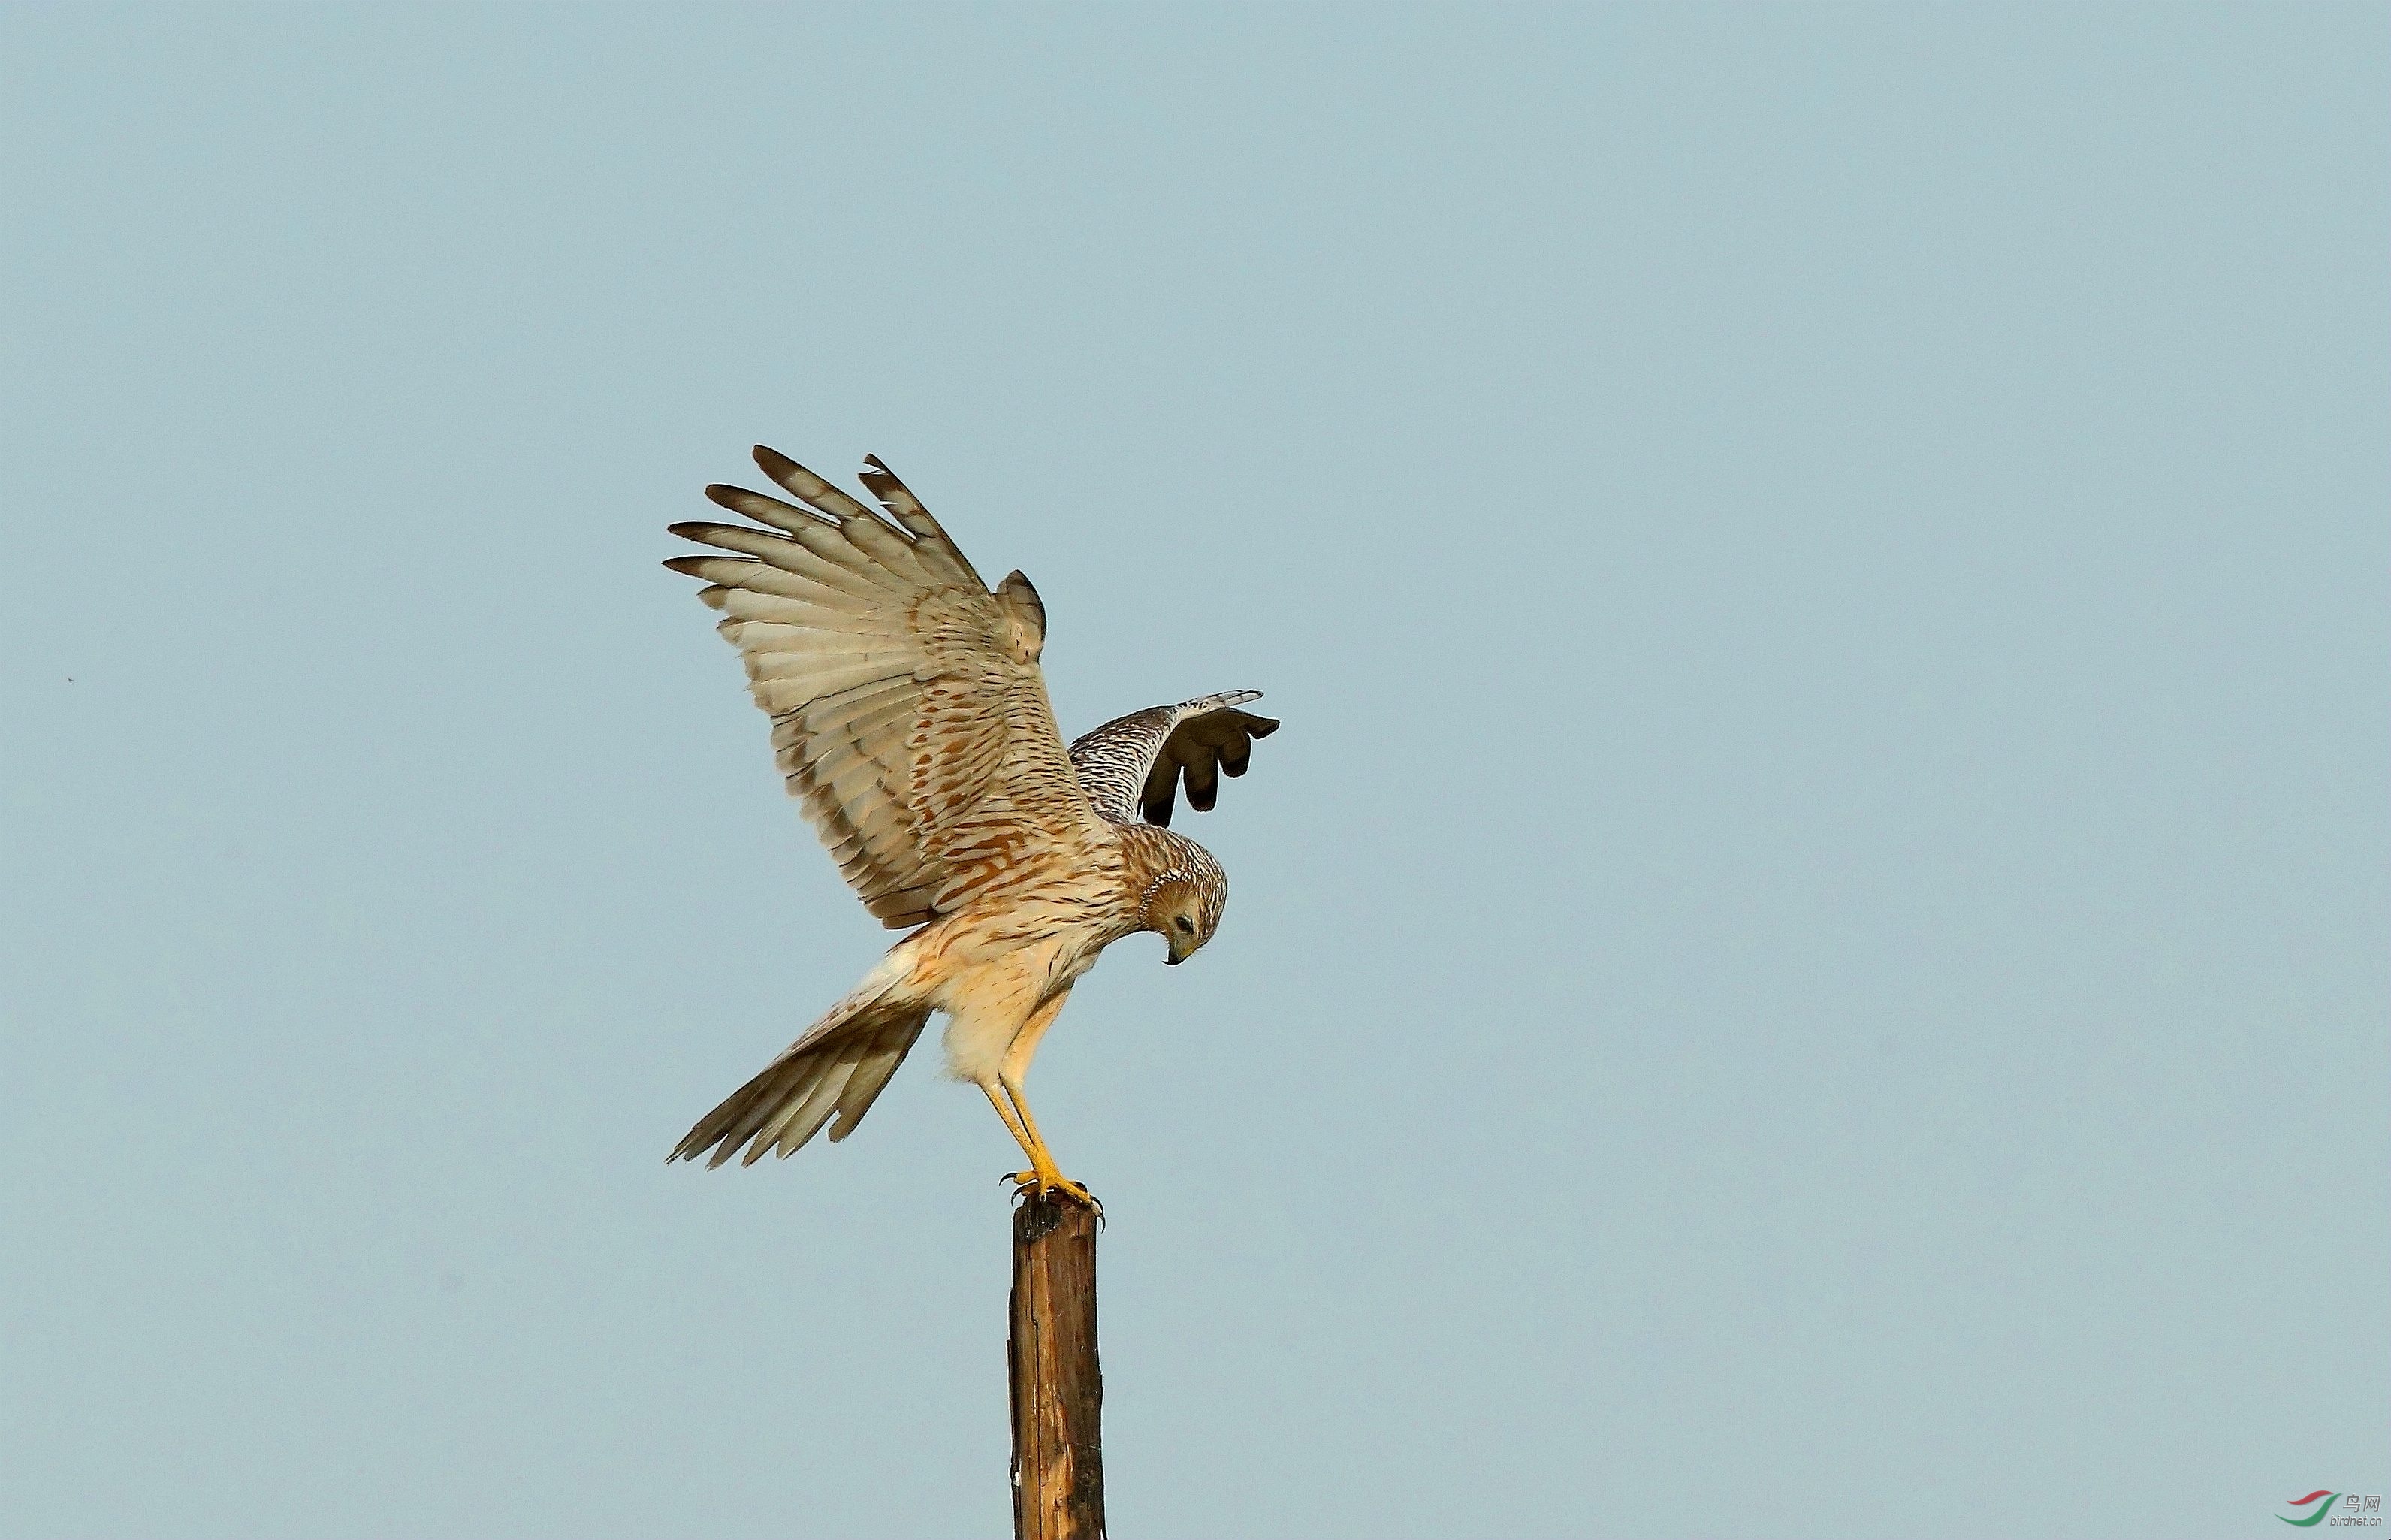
[670,520,765,545]
[856,456,912,508]
[751,445,871,520]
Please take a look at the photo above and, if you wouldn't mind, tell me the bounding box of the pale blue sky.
[2,8,2383,1538]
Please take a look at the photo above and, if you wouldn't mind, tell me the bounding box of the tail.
[669,971,934,1169]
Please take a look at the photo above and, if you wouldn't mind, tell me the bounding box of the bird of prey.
[663,446,1279,1205]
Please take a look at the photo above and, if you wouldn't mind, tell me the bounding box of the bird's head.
[1140,859,1227,965]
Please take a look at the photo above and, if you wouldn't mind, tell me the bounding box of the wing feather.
[675,557,875,611]
[836,512,940,584]
[1068,692,1281,828]
[668,521,902,600]
[754,445,874,522]
[859,455,986,588]
[669,448,1106,926]
[704,483,838,534]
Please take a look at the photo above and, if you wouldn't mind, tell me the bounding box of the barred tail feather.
[670,988,933,1168]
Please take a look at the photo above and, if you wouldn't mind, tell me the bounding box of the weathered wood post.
[1008,1193,1105,1540]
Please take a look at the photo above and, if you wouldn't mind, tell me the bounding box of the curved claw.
[1005,1168,1103,1216]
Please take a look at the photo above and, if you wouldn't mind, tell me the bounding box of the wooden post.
[1008,1192,1105,1540]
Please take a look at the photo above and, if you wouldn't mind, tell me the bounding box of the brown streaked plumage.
[665,447,1279,1203]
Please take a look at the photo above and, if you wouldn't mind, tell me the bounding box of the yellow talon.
[1006,1167,1101,1210]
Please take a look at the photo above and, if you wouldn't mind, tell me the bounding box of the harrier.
[663,447,1278,1205]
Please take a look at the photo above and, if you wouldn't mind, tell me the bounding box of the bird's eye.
[1173,916,1195,934]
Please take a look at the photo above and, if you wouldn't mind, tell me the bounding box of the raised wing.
[669,448,1103,927]
[1069,692,1280,828]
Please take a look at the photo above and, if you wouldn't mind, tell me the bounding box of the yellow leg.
[979,1079,1040,1167]
[995,990,1097,1209]
[1003,1080,1098,1209]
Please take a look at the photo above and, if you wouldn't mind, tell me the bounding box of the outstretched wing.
[1068,692,1280,828]
[669,448,1103,926]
